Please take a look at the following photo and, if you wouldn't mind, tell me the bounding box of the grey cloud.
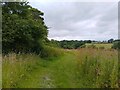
[29,2,118,41]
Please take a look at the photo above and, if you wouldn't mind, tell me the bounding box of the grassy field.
[2,48,118,88]
[85,43,113,49]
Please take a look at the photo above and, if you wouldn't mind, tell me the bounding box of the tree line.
[48,39,120,49]
[49,39,91,49]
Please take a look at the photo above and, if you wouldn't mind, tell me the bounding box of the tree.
[59,40,85,49]
[2,2,48,54]
[108,39,114,43]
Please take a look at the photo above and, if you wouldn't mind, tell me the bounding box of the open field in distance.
[85,43,113,49]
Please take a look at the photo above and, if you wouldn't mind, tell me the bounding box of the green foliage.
[112,40,120,49]
[46,39,60,48]
[59,40,85,49]
[41,46,63,59]
[2,2,48,54]
[108,39,114,43]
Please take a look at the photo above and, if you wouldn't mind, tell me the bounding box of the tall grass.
[2,46,64,88]
[2,53,42,88]
[76,48,118,88]
[2,48,118,88]
[41,46,64,59]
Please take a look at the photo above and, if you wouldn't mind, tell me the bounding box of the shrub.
[112,41,120,49]
[40,46,64,59]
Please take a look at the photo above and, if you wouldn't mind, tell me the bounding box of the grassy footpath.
[2,49,118,88]
[3,51,79,88]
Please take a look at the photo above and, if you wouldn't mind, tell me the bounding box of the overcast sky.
[29,1,118,41]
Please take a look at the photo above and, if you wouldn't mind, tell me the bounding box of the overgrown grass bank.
[75,48,118,88]
[41,46,64,59]
[2,48,118,88]
[2,47,64,88]
[3,53,41,87]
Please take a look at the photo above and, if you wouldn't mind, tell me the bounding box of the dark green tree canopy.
[112,40,120,49]
[2,2,48,54]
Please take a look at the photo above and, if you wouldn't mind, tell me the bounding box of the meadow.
[85,43,113,49]
[2,47,118,88]
[2,2,119,88]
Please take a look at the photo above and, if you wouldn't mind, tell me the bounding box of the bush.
[112,41,120,49]
[40,46,64,59]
